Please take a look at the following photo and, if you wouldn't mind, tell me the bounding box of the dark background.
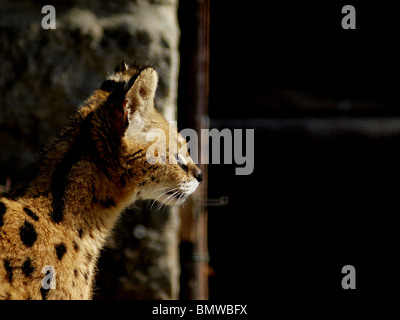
[194,1,400,297]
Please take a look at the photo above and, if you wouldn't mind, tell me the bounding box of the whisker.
[155,188,175,200]
[152,186,169,193]
[145,187,171,211]
[150,191,167,210]
[152,188,179,212]
[165,191,180,207]
[159,190,181,212]
[151,192,166,210]
[145,186,189,212]
[178,193,186,207]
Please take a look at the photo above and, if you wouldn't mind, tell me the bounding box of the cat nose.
[193,168,203,183]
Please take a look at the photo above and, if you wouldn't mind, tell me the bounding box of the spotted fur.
[0,62,202,300]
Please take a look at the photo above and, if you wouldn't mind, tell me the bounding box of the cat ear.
[123,68,158,136]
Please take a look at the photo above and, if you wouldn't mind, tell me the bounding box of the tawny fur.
[0,63,201,300]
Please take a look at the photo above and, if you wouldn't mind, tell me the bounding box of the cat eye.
[175,154,189,172]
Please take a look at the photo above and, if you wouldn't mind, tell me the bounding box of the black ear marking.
[126,72,140,91]
[114,60,127,73]
[100,80,124,92]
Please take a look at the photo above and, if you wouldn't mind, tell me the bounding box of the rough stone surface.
[0,0,180,299]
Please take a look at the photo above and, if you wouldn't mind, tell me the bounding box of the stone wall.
[0,0,180,299]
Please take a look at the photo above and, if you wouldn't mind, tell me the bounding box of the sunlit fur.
[0,62,201,300]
